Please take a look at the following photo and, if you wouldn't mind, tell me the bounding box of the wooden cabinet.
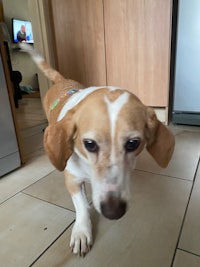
[104,0,172,107]
[50,0,172,108]
[50,0,106,86]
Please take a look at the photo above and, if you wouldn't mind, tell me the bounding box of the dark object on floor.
[11,70,22,107]
[4,41,22,108]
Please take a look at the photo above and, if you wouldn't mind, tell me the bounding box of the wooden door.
[104,0,172,107]
[50,0,106,86]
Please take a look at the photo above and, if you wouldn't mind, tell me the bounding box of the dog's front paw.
[70,220,92,256]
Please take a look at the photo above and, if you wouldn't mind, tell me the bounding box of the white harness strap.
[57,86,119,121]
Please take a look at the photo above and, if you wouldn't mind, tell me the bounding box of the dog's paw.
[70,221,92,256]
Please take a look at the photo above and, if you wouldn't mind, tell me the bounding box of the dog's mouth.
[100,193,127,220]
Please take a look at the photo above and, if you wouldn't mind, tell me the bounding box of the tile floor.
[0,98,200,267]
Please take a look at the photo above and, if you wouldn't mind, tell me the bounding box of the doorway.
[1,0,53,162]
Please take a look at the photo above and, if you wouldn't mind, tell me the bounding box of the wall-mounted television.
[12,18,34,44]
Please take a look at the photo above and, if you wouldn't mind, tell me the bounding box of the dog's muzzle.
[100,193,127,220]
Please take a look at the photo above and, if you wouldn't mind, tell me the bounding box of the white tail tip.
[19,43,44,63]
[19,42,34,53]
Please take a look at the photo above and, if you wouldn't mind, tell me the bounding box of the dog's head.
[44,88,175,220]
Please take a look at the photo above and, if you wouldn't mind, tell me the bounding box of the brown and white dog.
[20,44,175,256]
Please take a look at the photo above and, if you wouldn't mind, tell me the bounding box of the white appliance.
[172,0,200,125]
[0,53,21,177]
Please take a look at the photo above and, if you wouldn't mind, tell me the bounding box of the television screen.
[12,19,34,44]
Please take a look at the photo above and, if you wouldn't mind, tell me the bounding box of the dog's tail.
[19,43,64,84]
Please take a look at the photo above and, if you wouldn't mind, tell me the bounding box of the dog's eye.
[83,140,99,153]
[125,138,140,152]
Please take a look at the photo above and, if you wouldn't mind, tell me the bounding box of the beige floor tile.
[23,170,92,211]
[136,131,200,180]
[32,170,191,267]
[178,163,200,255]
[173,250,200,267]
[0,193,75,267]
[0,154,55,204]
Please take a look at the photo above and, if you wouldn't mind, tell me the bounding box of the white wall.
[27,0,53,100]
[2,0,38,89]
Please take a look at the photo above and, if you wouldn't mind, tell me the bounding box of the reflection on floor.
[16,97,47,161]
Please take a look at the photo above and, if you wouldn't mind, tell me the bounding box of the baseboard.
[172,112,200,126]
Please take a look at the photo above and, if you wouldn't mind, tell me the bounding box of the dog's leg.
[64,171,92,256]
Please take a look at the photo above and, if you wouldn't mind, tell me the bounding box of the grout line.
[28,221,75,267]
[0,169,56,206]
[134,168,194,183]
[177,248,200,258]
[170,156,200,267]
[21,191,75,213]
[21,169,56,191]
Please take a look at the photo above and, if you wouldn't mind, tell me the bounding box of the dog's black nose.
[100,195,127,220]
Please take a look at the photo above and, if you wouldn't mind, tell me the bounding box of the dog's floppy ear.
[44,113,75,171]
[145,107,175,168]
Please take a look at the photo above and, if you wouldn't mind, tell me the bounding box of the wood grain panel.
[104,0,172,106]
[50,0,106,86]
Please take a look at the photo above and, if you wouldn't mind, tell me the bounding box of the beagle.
[20,44,175,256]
